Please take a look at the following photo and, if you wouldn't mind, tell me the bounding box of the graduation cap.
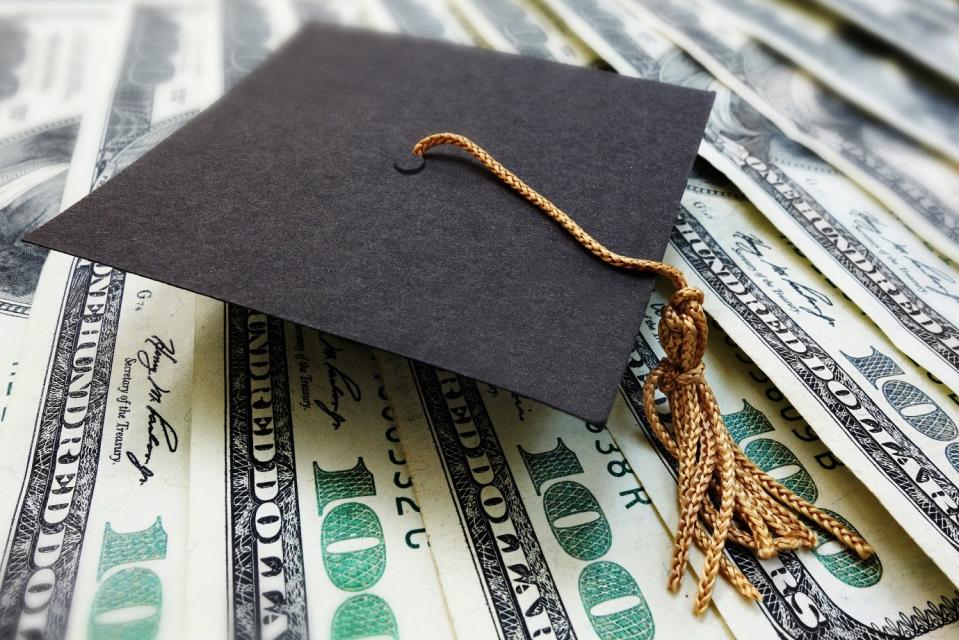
[27,23,869,611]
[27,23,711,425]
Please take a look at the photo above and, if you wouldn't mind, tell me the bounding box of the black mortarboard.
[26,23,712,424]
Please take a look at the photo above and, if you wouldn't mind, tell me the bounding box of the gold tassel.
[411,132,874,613]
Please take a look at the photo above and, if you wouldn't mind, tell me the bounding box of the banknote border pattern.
[225,307,309,639]
[670,206,959,549]
[620,333,959,639]
[649,0,959,247]
[0,258,124,638]
[408,360,577,640]
[706,126,959,376]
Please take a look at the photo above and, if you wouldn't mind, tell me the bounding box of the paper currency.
[296,0,475,44]
[292,0,370,28]
[220,0,297,94]
[69,3,219,194]
[0,3,217,638]
[609,277,959,639]
[0,2,124,423]
[370,0,476,43]
[628,157,959,589]
[381,354,735,639]
[0,255,196,639]
[697,0,959,164]
[542,0,959,422]
[187,301,455,638]
[808,0,959,85]
[626,0,959,266]
[451,0,593,64]
[0,253,195,640]
[3,2,956,639]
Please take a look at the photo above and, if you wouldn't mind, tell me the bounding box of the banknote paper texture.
[293,0,379,30]
[609,283,959,639]
[541,0,959,406]
[604,158,959,638]
[626,0,959,265]
[0,3,125,425]
[697,0,959,165]
[0,2,218,638]
[220,0,298,93]
[450,0,593,64]
[624,160,959,590]
[187,300,454,639]
[381,354,735,639]
[370,0,475,43]
[295,0,474,44]
[809,0,959,84]
[0,254,195,639]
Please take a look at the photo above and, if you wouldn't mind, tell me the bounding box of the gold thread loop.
[412,132,873,614]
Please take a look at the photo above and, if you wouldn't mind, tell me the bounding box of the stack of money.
[1,0,957,637]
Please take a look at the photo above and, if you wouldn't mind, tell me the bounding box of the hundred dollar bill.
[186,5,454,636]
[0,254,196,640]
[222,0,298,93]
[626,158,959,591]
[292,0,374,29]
[0,2,219,637]
[808,0,959,85]
[451,0,593,64]
[373,0,475,42]
[363,0,474,42]
[0,2,124,422]
[697,0,959,165]
[187,300,454,638]
[74,2,220,193]
[381,355,735,639]
[608,279,959,639]
[369,0,474,42]
[542,0,959,415]
[625,0,959,265]
[296,0,475,44]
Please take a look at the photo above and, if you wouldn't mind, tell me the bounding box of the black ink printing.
[126,335,179,483]
[313,335,361,428]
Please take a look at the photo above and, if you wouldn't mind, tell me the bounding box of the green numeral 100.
[520,440,656,640]
[87,518,168,639]
[315,459,399,639]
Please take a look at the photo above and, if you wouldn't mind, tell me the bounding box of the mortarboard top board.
[26,23,714,424]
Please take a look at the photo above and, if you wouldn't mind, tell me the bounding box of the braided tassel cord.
[639,289,873,613]
[411,133,874,613]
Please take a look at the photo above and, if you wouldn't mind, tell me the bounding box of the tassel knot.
[643,285,873,614]
[655,360,705,394]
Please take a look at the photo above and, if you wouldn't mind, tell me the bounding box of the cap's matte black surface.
[27,23,713,424]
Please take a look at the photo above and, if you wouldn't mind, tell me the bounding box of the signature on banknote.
[314,334,362,428]
[125,335,180,484]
